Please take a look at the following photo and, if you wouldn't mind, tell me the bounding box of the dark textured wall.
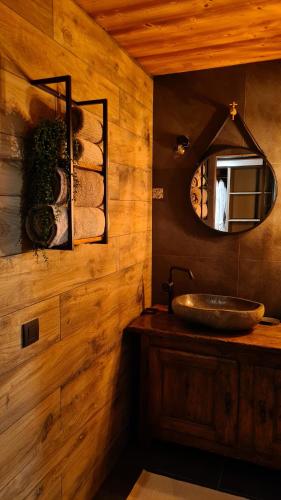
[153,61,281,317]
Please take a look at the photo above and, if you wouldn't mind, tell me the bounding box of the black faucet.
[162,266,195,314]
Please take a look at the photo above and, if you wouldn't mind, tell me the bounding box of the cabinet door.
[148,348,238,446]
[254,366,281,454]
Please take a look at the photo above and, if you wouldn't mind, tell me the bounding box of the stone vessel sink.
[172,294,265,331]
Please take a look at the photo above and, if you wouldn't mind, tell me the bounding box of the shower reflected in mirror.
[190,148,277,233]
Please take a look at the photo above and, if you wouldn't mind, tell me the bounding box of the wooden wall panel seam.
[62,424,130,499]
[0,236,119,317]
[60,393,132,498]
[52,0,153,110]
[0,0,152,496]
[0,296,60,378]
[0,0,54,39]
[0,256,149,431]
[59,295,62,342]
[66,424,129,499]
[0,2,121,123]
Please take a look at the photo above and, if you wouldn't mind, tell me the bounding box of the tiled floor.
[94,441,281,500]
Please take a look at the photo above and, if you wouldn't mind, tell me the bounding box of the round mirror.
[190,148,277,233]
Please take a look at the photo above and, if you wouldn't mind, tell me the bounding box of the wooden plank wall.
[0,0,152,498]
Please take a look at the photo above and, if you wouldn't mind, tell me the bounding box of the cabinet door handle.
[258,400,267,424]
[224,392,232,415]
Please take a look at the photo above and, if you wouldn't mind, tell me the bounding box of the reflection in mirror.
[190,149,277,233]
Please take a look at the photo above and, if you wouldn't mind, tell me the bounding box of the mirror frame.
[190,146,278,235]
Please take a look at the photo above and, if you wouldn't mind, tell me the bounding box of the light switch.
[22,319,39,348]
[152,187,164,199]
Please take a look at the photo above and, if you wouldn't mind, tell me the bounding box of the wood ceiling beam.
[77,0,276,34]
[75,0,163,16]
[80,0,244,32]
[112,2,280,44]
[74,0,281,75]
[139,35,281,75]
[124,18,281,59]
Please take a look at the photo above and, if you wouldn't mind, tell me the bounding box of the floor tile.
[143,441,225,490]
[94,442,281,500]
[94,440,225,499]
[128,470,247,500]
[219,457,281,500]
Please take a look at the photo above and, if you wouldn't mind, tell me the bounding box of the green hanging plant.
[26,118,69,208]
[24,115,81,256]
[23,118,70,252]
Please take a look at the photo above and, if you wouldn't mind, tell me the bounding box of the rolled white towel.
[26,205,68,248]
[49,207,68,247]
[75,169,104,207]
[53,167,68,205]
[72,107,103,144]
[74,207,105,240]
[77,138,103,168]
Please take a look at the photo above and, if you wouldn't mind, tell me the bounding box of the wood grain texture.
[109,200,152,236]
[61,344,130,437]
[75,427,128,500]
[0,297,60,377]
[60,262,149,339]
[75,0,281,75]
[0,196,21,257]
[0,390,62,498]
[109,122,152,169]
[1,0,54,37]
[119,89,152,138]
[127,310,281,354]
[0,390,128,500]
[61,395,130,499]
[23,468,62,500]
[0,0,152,497]
[128,311,281,469]
[0,69,57,138]
[0,1,152,258]
[53,0,152,109]
[118,165,152,201]
[148,347,238,445]
[0,328,98,434]
[0,161,22,196]
[138,37,281,75]
[0,132,22,160]
[108,163,120,200]
[119,231,152,269]
[0,238,118,316]
[0,2,120,123]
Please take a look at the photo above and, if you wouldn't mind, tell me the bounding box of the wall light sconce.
[229,101,238,120]
[174,135,190,158]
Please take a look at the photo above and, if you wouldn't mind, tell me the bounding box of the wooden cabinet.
[148,348,238,446]
[127,311,281,469]
[253,367,281,455]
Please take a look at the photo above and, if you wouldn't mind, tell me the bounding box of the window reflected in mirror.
[190,150,277,233]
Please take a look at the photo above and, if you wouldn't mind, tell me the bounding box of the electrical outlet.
[152,187,164,199]
[22,319,39,348]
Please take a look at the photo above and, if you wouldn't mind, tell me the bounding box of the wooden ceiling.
[75,0,281,76]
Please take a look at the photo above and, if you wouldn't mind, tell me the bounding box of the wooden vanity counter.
[127,310,281,360]
[126,310,281,469]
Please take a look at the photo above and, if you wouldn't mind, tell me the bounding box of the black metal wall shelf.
[30,74,108,249]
